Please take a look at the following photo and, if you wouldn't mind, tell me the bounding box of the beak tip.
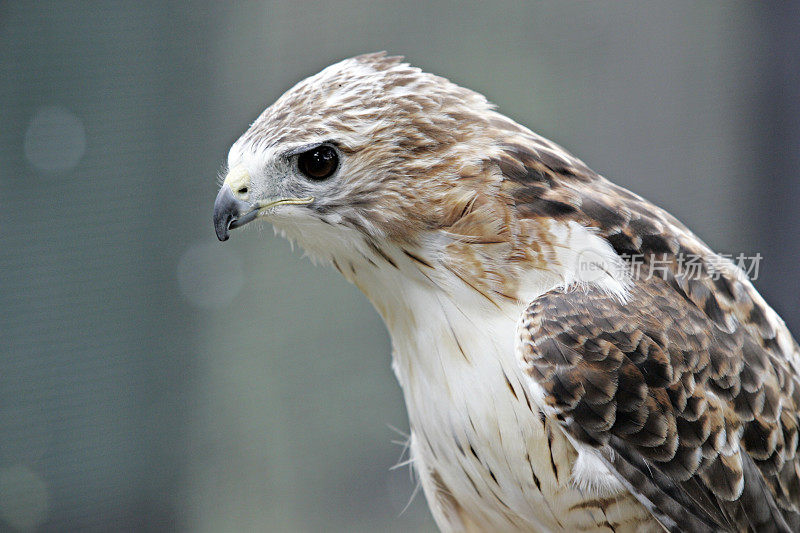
[213,185,239,242]
[214,215,232,241]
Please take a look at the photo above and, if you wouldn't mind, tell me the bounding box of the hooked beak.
[213,165,314,241]
[213,185,258,241]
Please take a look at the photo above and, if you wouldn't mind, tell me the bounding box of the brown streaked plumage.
[213,53,800,532]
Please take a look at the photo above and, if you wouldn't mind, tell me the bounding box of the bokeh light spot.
[0,465,49,532]
[177,242,244,309]
[24,106,87,173]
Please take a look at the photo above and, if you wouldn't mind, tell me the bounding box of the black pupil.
[298,146,338,180]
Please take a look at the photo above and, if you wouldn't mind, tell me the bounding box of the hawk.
[213,53,800,532]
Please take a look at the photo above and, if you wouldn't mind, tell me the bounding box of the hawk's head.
[214,52,502,247]
[214,53,625,304]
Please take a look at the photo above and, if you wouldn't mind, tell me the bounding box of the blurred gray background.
[1,2,798,532]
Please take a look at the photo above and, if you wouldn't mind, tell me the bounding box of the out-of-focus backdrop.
[2,2,799,532]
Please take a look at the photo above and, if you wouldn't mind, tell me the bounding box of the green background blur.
[2,2,799,532]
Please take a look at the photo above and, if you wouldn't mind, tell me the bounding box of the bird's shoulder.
[515,267,800,532]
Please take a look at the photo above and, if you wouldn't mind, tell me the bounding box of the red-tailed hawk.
[213,53,800,532]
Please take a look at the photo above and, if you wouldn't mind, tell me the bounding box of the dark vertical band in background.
[754,4,800,333]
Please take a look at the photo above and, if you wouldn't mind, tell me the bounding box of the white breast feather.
[359,222,631,528]
[270,213,633,529]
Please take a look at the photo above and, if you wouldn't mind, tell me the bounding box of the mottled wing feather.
[491,121,800,530]
[516,278,800,532]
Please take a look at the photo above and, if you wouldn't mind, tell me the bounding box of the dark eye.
[297,145,338,180]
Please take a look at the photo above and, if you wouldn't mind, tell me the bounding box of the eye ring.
[297,145,339,181]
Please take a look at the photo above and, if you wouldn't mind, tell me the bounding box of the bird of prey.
[213,53,800,532]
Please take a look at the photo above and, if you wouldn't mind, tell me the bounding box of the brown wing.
[517,276,800,532]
